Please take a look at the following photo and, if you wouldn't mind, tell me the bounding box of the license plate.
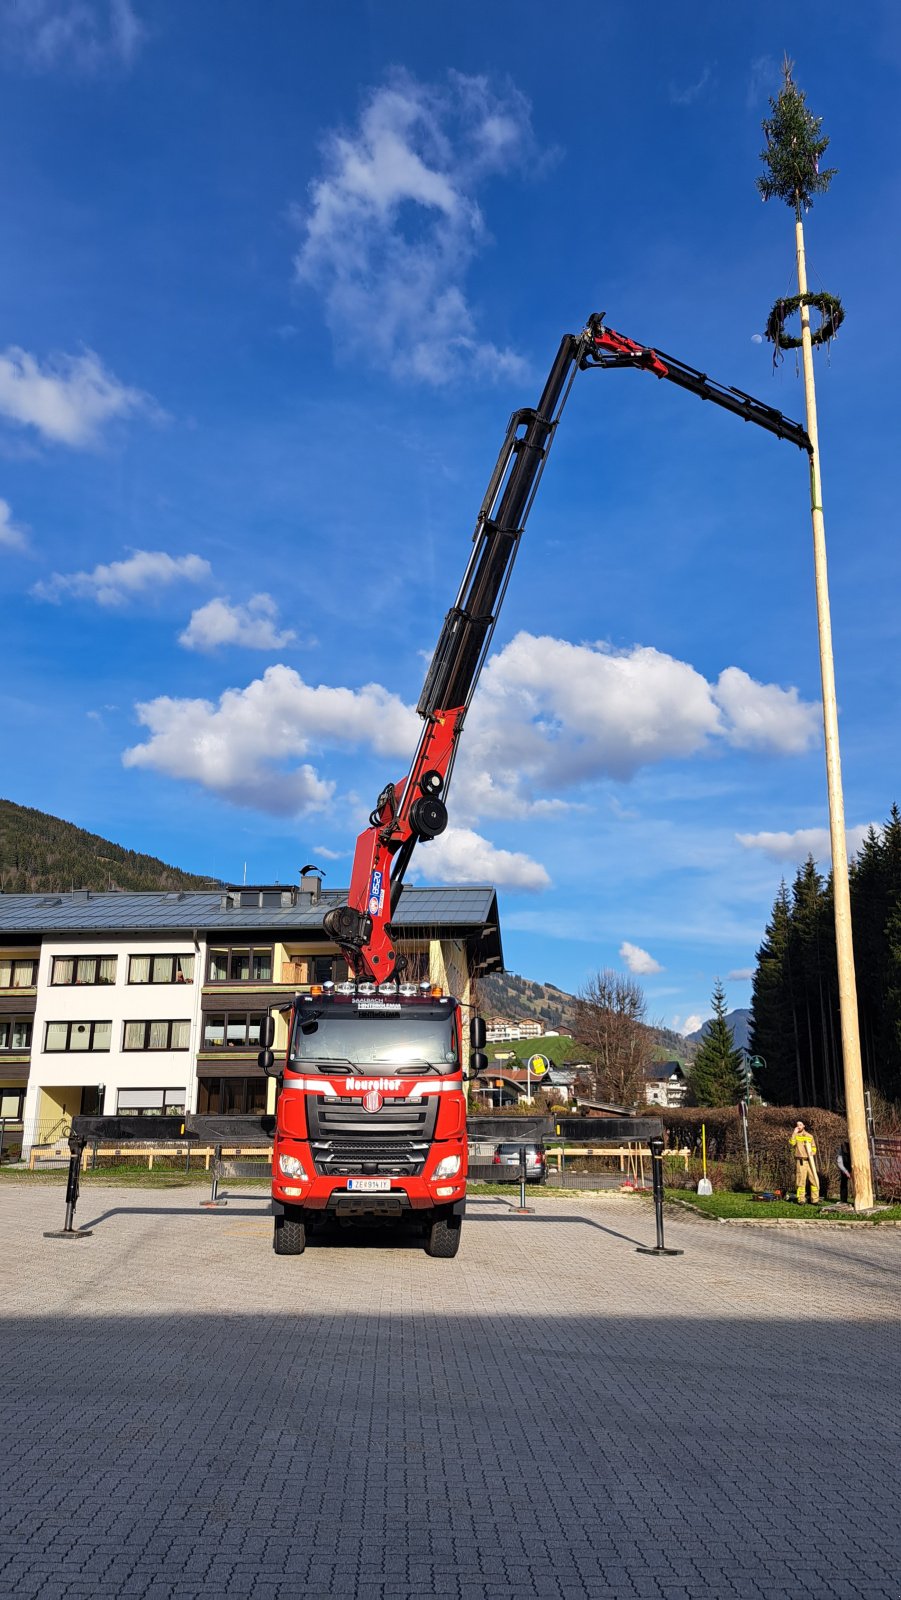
[346,1178,391,1192]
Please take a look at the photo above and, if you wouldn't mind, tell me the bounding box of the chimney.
[300,864,323,905]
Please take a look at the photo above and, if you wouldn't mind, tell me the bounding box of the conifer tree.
[750,883,799,1103]
[690,981,746,1107]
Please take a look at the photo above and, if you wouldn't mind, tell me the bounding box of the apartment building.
[0,876,503,1149]
[485,1018,544,1042]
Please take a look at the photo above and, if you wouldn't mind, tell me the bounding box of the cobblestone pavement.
[2,1186,900,1600]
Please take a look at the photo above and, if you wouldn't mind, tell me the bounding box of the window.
[51,955,117,986]
[128,954,195,985]
[122,1019,191,1051]
[203,1012,264,1049]
[1,1089,25,1119]
[0,958,37,989]
[116,1089,187,1117]
[44,1020,111,1052]
[196,1076,268,1116]
[207,947,273,984]
[0,1017,32,1051]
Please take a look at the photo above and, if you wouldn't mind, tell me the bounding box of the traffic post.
[636,1136,683,1258]
[510,1144,535,1216]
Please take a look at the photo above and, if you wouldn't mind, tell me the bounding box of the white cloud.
[619,940,663,975]
[736,823,875,863]
[122,632,819,828]
[179,595,297,653]
[669,66,712,106]
[0,346,152,446]
[123,664,419,815]
[677,1014,704,1037]
[293,69,537,384]
[746,54,778,109]
[34,549,211,607]
[0,497,27,549]
[410,826,549,891]
[0,0,143,72]
[452,633,818,819]
[713,666,820,754]
[727,968,754,981]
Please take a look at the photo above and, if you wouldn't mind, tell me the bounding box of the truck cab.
[264,980,477,1256]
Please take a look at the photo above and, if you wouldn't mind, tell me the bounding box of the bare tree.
[574,969,651,1108]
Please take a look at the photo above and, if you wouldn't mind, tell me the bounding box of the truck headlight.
[278,1154,307,1179]
[433,1154,461,1179]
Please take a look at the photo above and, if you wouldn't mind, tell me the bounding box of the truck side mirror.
[257,1048,277,1076]
[260,1015,276,1049]
[470,1015,486,1049]
[469,1049,488,1077]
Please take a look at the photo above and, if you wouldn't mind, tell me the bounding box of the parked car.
[492,1141,547,1183]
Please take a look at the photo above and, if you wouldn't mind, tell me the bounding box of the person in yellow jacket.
[790,1120,820,1204]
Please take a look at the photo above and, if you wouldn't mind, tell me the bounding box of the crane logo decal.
[368,869,384,917]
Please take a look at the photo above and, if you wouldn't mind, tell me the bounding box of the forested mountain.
[0,799,218,894]
[750,807,901,1106]
[477,969,689,1060]
[477,970,578,1030]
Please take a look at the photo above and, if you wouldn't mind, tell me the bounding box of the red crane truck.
[259,312,811,1258]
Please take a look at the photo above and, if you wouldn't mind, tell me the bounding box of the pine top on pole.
[757,55,837,215]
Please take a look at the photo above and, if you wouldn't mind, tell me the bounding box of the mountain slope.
[686,1007,751,1053]
[477,969,690,1060]
[0,798,219,894]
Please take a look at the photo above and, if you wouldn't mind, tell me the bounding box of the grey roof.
[0,884,500,938]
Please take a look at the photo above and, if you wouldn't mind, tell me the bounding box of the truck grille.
[306,1094,438,1177]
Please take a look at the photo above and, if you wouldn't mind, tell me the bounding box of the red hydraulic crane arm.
[323,314,811,980]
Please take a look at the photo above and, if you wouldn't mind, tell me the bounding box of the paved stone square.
[1,1185,899,1600]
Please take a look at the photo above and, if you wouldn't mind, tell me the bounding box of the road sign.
[527,1054,550,1077]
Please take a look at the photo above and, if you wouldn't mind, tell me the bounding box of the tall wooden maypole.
[758,58,873,1208]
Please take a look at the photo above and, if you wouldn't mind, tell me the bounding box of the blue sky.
[1,1,899,1033]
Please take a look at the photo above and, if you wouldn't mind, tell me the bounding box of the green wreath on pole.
[765,290,844,354]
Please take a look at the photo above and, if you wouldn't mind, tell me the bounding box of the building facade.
[0,878,503,1152]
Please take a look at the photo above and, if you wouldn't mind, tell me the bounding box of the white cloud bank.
[619,940,663,975]
[411,826,549,892]
[293,69,537,384]
[0,346,152,446]
[123,664,420,816]
[179,595,297,653]
[453,633,820,820]
[34,549,211,607]
[0,0,143,72]
[736,823,876,863]
[0,498,27,550]
[122,635,819,901]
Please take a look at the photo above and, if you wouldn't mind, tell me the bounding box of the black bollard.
[510,1143,535,1216]
[636,1136,683,1257]
[44,1135,93,1239]
[199,1144,227,1208]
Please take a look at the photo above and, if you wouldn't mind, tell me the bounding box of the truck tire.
[425,1216,461,1258]
[273,1212,306,1255]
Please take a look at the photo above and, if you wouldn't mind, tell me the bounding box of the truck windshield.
[290,1012,458,1074]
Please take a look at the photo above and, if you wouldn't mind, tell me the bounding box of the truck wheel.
[273,1213,306,1255]
[425,1217,461,1258]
